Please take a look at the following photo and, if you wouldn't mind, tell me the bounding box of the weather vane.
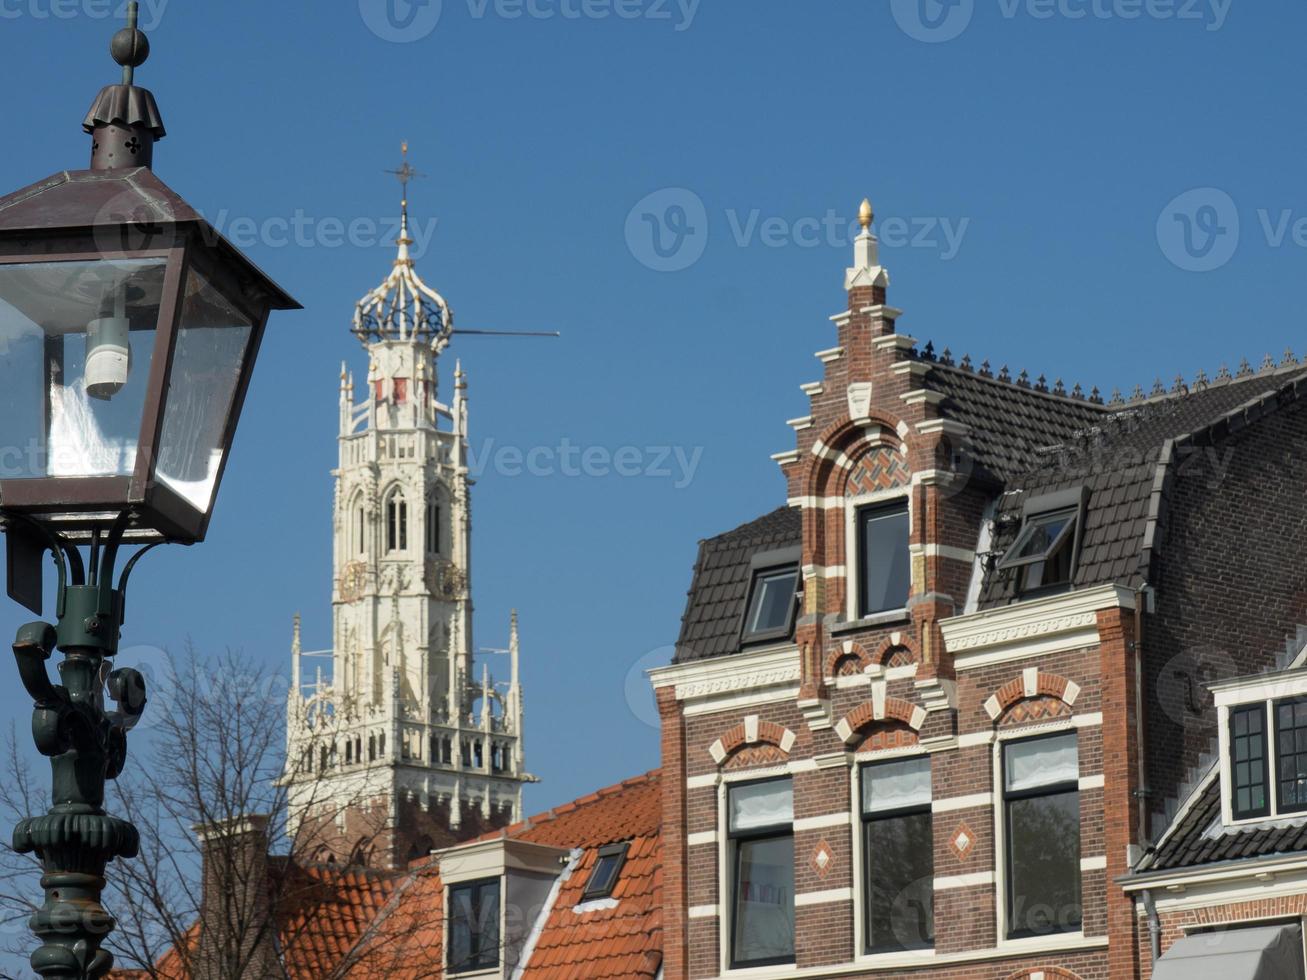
[381,141,560,341]
[385,141,426,200]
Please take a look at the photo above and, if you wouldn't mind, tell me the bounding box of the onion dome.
[352,198,453,352]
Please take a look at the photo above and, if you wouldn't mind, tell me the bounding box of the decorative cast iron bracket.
[4,511,164,979]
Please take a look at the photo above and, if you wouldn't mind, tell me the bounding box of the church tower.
[284,156,531,868]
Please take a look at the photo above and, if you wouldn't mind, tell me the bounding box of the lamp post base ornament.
[9,520,152,979]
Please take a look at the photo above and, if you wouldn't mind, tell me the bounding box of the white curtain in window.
[862,756,932,813]
[730,780,794,832]
[1005,733,1079,792]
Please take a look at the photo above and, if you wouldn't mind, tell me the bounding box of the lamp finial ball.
[110,27,150,69]
[859,198,874,230]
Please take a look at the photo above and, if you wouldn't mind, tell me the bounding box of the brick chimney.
[193,814,281,980]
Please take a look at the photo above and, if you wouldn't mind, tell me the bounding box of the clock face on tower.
[338,561,368,603]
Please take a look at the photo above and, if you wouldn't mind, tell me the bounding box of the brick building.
[123,194,1307,978]
[649,198,1307,979]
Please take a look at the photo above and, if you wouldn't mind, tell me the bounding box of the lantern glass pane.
[0,258,166,480]
[155,266,253,514]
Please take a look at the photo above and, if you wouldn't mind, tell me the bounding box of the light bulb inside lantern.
[85,284,131,400]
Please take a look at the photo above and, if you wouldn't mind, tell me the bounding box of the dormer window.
[740,547,801,646]
[1214,671,1307,824]
[997,488,1087,596]
[582,842,629,900]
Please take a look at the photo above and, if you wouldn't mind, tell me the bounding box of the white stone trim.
[795,887,853,907]
[1080,855,1107,871]
[934,871,994,890]
[650,648,799,700]
[901,389,947,407]
[932,792,993,813]
[1022,666,1039,698]
[871,331,912,351]
[686,773,719,790]
[687,830,717,847]
[800,381,824,396]
[688,904,719,919]
[815,346,844,364]
[983,694,1002,720]
[890,360,931,378]
[787,416,813,431]
[942,584,1135,670]
[779,728,797,753]
[744,715,759,744]
[922,544,976,563]
[803,563,847,579]
[708,740,727,764]
[1213,670,1307,705]
[915,418,970,437]
[793,813,851,832]
[1064,679,1081,705]
[770,450,800,466]
[1079,774,1105,791]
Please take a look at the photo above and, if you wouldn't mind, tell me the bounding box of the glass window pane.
[862,757,932,814]
[730,780,793,833]
[477,882,500,965]
[733,835,794,965]
[1005,734,1079,793]
[1277,698,1307,812]
[1009,512,1072,561]
[156,268,254,513]
[859,502,910,616]
[0,258,167,480]
[865,811,934,952]
[448,885,474,969]
[1231,704,1269,818]
[745,568,798,636]
[1007,790,1082,937]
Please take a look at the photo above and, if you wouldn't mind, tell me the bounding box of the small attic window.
[997,488,1087,595]
[582,842,630,900]
[743,566,799,643]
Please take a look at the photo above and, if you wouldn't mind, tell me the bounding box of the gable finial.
[859,198,874,230]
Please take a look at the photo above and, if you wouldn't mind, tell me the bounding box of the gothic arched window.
[386,489,408,552]
[426,501,440,555]
[355,503,365,555]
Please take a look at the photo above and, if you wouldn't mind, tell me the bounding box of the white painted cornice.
[941,584,1135,670]
[649,646,801,701]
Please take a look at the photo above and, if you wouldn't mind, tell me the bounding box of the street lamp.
[0,6,300,977]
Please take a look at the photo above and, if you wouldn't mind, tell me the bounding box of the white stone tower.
[284,160,530,868]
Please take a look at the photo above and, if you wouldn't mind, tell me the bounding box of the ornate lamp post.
[0,6,300,977]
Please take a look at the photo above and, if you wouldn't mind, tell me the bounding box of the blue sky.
[0,0,1302,894]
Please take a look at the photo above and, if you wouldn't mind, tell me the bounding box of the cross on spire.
[385,141,426,209]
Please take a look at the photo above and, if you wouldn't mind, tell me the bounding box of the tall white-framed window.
[845,487,911,623]
[860,755,934,953]
[720,775,795,972]
[995,729,1082,941]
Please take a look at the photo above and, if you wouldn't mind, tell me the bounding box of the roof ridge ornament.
[83,1,165,171]
[845,196,888,292]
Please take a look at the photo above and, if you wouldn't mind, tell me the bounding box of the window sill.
[719,963,798,979]
[829,610,910,635]
[996,930,1095,955]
